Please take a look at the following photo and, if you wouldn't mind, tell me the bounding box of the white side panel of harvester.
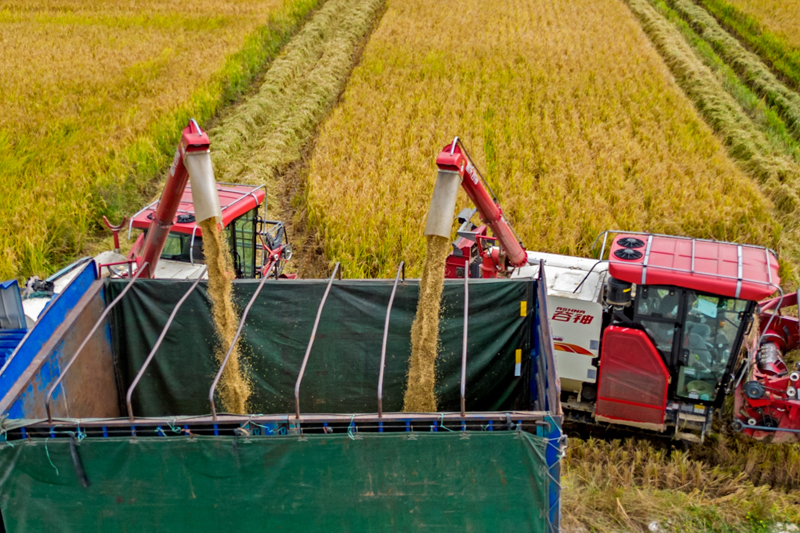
[150,259,208,280]
[546,295,603,391]
[514,251,608,393]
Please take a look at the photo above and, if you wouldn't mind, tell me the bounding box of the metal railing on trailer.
[10,259,561,432]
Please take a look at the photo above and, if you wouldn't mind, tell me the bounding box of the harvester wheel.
[743,381,765,400]
[731,420,744,432]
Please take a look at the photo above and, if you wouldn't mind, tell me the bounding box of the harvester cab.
[431,137,783,442]
[122,119,292,281]
[126,182,292,280]
[523,233,779,442]
[21,120,292,326]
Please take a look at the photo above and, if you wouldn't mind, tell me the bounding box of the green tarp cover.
[107,279,533,417]
[0,432,550,532]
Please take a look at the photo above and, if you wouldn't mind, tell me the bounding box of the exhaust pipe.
[424,170,462,238]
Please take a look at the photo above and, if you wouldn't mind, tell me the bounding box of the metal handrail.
[294,263,340,419]
[29,410,550,429]
[44,262,149,423]
[378,262,405,418]
[460,267,470,417]
[593,229,778,258]
[591,229,780,292]
[209,262,278,420]
[127,267,207,421]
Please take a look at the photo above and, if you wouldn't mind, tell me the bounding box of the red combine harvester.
[427,137,795,442]
[122,119,292,280]
[22,120,292,325]
[125,181,291,281]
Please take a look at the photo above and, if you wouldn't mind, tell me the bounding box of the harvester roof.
[130,183,265,237]
[608,233,780,301]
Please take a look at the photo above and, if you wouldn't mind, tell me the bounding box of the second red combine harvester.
[429,137,798,443]
[23,120,293,325]
[124,119,293,281]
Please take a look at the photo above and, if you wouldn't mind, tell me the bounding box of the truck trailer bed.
[0,260,562,532]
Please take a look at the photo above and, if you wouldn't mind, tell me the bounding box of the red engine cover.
[596,326,670,430]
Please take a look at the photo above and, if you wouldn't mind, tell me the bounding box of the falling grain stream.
[200,218,250,414]
[403,235,451,412]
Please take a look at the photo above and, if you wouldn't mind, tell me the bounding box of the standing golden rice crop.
[0,0,317,280]
[305,0,782,279]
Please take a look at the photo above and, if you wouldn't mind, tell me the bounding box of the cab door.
[229,209,257,278]
[633,285,685,369]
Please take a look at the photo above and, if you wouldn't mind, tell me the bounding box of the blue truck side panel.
[0,261,97,403]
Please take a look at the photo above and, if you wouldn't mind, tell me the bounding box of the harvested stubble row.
[667,0,800,143]
[698,0,800,90]
[650,0,800,166]
[305,0,780,281]
[0,0,318,280]
[563,437,800,531]
[209,0,386,273]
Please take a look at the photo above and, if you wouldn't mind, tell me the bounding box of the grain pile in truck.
[0,257,563,531]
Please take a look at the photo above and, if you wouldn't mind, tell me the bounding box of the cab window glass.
[637,286,680,319]
[636,286,681,359]
[160,232,205,264]
[676,293,747,401]
[230,210,256,278]
[640,320,677,356]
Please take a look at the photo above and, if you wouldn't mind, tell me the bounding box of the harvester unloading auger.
[430,136,799,443]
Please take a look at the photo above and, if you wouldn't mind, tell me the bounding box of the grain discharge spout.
[138,119,222,278]
[403,146,463,412]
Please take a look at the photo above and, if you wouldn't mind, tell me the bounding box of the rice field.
[563,437,800,531]
[208,0,385,274]
[298,0,800,525]
[627,0,800,283]
[9,0,800,528]
[304,0,780,281]
[0,0,318,280]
